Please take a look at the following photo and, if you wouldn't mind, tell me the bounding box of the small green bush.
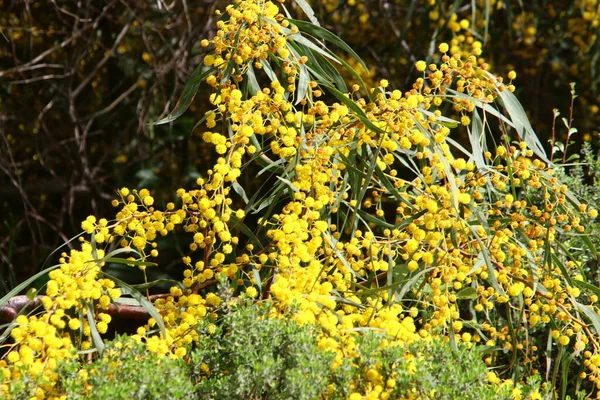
[329,331,519,400]
[189,303,543,400]
[189,304,334,400]
[56,336,195,400]
[4,303,545,399]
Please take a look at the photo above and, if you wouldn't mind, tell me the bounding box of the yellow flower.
[68,318,81,330]
[245,287,258,298]
[458,193,471,205]
[203,54,215,66]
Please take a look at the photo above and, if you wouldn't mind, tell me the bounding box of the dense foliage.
[7,304,529,399]
[2,0,600,287]
[1,0,600,399]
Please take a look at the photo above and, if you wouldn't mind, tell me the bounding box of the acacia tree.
[1,0,600,398]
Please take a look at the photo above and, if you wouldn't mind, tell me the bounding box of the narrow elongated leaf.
[455,286,477,299]
[130,279,185,291]
[104,258,157,267]
[288,33,340,64]
[246,65,261,95]
[232,180,250,203]
[290,0,320,26]
[323,234,360,280]
[0,264,61,307]
[286,19,368,71]
[322,83,383,134]
[99,272,167,338]
[299,45,347,91]
[191,111,213,136]
[573,300,600,336]
[356,209,395,229]
[260,58,279,83]
[85,301,105,355]
[154,65,216,125]
[229,214,263,249]
[335,51,371,99]
[296,63,309,104]
[276,176,299,192]
[481,70,549,162]
[113,297,143,306]
[397,266,437,301]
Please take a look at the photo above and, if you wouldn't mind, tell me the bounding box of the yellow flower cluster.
[0,242,120,397]
[201,0,300,92]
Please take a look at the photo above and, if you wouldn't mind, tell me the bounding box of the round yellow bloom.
[458,193,471,205]
[68,318,81,330]
[314,220,328,232]
[203,54,215,66]
[438,42,449,53]
[245,286,258,298]
[415,60,427,72]
[558,335,570,346]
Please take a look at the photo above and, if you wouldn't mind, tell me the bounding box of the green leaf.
[356,209,395,230]
[85,301,105,355]
[397,266,437,301]
[276,176,299,192]
[260,58,279,83]
[296,63,309,104]
[322,83,383,134]
[99,272,167,339]
[301,45,347,91]
[483,70,549,163]
[288,33,340,65]
[191,111,215,136]
[286,19,368,71]
[246,65,262,95]
[0,263,61,308]
[290,0,320,26]
[232,180,250,204]
[323,234,360,280]
[153,65,216,125]
[130,279,185,291]
[455,286,477,299]
[229,213,264,250]
[573,300,600,336]
[104,257,157,268]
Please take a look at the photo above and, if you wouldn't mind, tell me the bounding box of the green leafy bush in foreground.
[192,303,527,400]
[190,304,334,400]
[7,335,195,400]
[5,303,545,399]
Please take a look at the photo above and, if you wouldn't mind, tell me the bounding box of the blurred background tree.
[1,0,599,296]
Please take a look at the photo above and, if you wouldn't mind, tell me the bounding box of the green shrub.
[56,336,195,400]
[189,303,334,400]
[188,303,543,400]
[329,331,541,400]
